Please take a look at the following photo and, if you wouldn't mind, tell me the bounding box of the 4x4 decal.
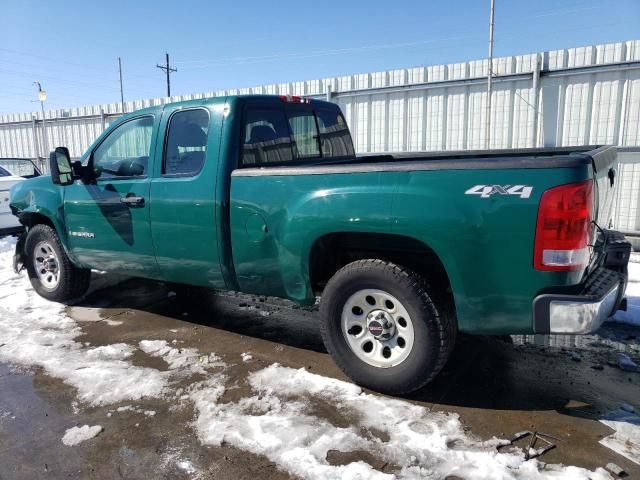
[465,185,533,199]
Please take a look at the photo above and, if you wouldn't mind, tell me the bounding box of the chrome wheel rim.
[33,241,60,290]
[341,289,415,368]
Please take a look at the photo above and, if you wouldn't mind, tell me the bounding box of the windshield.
[0,166,10,177]
[0,159,41,178]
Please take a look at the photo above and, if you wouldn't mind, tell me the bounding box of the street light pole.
[118,57,125,114]
[33,81,49,157]
[486,0,495,149]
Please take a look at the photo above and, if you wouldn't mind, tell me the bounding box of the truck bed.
[233,145,615,176]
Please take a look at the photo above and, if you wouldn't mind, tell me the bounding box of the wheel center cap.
[367,310,395,340]
[45,257,57,272]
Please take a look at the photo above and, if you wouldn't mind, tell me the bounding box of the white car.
[0,159,42,236]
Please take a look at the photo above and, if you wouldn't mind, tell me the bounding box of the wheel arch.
[18,209,75,262]
[308,232,456,321]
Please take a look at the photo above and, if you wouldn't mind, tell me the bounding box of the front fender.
[10,176,72,255]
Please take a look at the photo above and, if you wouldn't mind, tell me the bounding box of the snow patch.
[599,409,640,466]
[176,459,198,474]
[139,339,223,374]
[191,364,612,479]
[62,425,103,446]
[112,405,157,417]
[0,238,167,406]
[611,261,640,326]
[241,352,253,362]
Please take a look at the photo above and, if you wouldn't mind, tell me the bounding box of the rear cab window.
[241,101,354,167]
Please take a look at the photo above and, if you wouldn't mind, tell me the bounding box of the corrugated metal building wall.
[1,40,640,232]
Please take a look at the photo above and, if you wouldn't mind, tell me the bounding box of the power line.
[156,52,177,97]
[0,67,121,91]
[172,4,608,70]
[174,34,485,69]
[0,49,160,85]
[0,88,100,103]
[529,5,599,19]
[0,47,115,74]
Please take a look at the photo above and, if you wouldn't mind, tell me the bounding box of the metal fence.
[614,148,640,245]
[1,39,640,235]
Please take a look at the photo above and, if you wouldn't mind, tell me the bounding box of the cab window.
[316,110,355,158]
[287,110,320,159]
[164,109,209,175]
[92,116,153,178]
[242,109,294,165]
[241,106,353,166]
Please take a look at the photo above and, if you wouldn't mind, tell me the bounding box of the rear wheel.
[319,259,455,394]
[25,224,90,302]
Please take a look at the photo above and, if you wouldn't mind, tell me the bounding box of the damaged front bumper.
[533,230,631,334]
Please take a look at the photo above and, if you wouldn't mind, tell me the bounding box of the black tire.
[319,259,456,395]
[24,224,91,302]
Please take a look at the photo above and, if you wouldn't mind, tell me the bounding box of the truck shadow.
[78,275,639,421]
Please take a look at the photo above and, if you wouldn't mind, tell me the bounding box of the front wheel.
[319,259,455,394]
[24,224,91,302]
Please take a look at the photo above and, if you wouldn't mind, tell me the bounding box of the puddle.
[67,305,124,326]
[0,362,89,478]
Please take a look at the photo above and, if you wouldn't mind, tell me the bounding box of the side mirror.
[49,147,74,186]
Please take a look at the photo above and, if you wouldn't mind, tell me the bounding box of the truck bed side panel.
[231,161,593,334]
[390,166,591,334]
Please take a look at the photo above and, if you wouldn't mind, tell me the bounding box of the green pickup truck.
[9,95,631,394]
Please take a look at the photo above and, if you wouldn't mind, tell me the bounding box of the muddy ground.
[1,276,639,479]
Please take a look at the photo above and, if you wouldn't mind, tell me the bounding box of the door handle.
[120,195,145,206]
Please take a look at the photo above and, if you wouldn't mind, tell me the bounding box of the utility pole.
[118,57,125,114]
[32,81,49,157]
[156,52,177,97]
[486,0,495,149]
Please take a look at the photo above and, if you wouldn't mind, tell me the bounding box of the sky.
[1,0,639,114]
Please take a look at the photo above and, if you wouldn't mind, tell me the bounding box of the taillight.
[534,180,594,271]
[279,95,311,104]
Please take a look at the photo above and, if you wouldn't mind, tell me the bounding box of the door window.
[164,109,210,175]
[92,116,153,178]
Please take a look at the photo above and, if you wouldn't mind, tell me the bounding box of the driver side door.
[64,115,159,277]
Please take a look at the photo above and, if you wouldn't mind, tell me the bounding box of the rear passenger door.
[149,106,225,287]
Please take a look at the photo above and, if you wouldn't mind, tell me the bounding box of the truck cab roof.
[118,95,340,121]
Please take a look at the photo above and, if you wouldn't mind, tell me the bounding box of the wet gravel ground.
[1,276,639,479]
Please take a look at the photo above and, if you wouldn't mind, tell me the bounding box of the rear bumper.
[533,230,630,334]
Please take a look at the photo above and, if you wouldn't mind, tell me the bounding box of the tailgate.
[590,146,619,229]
